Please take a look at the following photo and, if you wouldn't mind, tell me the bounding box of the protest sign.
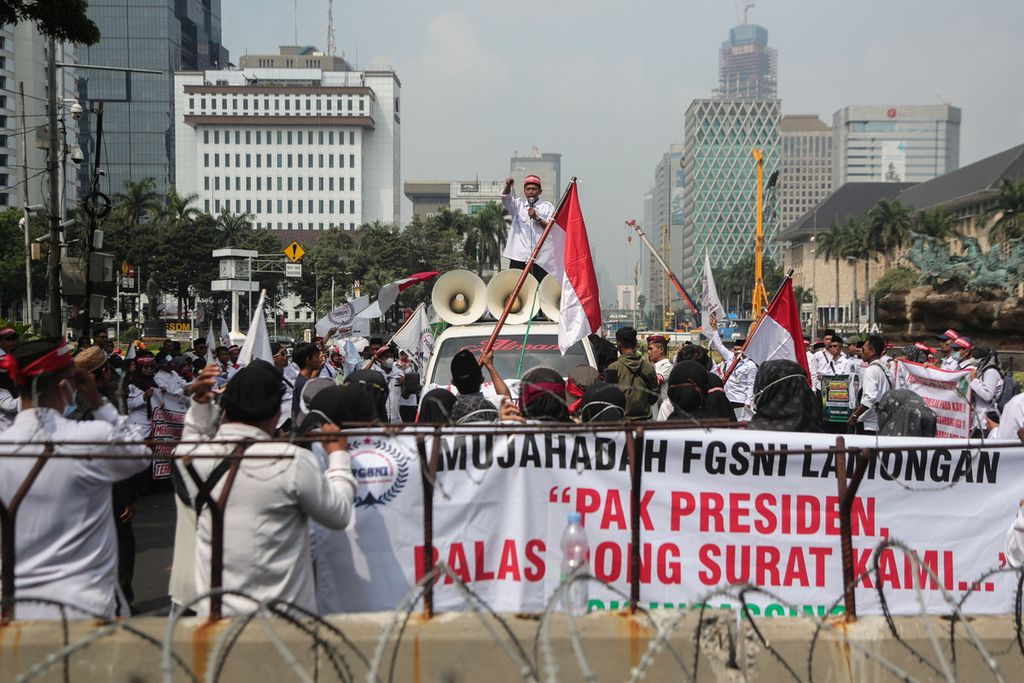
[894,360,972,438]
[821,375,852,423]
[318,428,1021,617]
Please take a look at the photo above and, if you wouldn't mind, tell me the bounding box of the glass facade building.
[77,0,228,196]
[716,24,777,100]
[682,98,781,291]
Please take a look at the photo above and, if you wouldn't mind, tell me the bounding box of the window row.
[204,198,357,215]
[202,129,357,146]
[202,152,357,169]
[188,94,366,115]
[203,175,356,192]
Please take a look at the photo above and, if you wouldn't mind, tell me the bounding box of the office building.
[779,115,832,231]
[0,25,79,209]
[832,104,961,188]
[648,144,685,317]
[510,147,561,200]
[174,46,401,244]
[715,22,777,100]
[78,0,229,196]
[682,98,781,291]
[616,285,636,311]
[404,179,505,219]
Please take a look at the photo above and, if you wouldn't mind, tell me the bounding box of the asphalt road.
[129,490,177,615]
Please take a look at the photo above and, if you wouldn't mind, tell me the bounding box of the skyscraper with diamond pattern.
[681,22,780,297]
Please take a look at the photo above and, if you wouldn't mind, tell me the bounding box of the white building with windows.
[174,47,400,244]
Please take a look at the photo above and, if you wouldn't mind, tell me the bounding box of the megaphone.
[539,274,561,322]
[431,270,487,325]
[486,269,539,325]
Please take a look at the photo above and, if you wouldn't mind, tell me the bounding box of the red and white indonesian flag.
[743,277,810,379]
[357,271,440,318]
[553,181,601,354]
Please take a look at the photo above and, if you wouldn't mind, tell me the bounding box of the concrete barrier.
[0,611,1019,681]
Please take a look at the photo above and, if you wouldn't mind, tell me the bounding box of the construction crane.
[751,148,780,316]
[326,0,337,56]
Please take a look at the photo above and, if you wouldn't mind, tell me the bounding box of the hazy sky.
[223,0,1024,297]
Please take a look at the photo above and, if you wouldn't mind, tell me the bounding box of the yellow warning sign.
[284,241,305,262]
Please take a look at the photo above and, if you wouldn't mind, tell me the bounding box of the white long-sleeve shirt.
[0,403,150,619]
[996,394,1024,440]
[710,333,755,411]
[858,361,892,432]
[1005,506,1024,568]
[0,386,18,431]
[820,353,856,379]
[501,192,559,277]
[969,366,1004,431]
[175,401,357,616]
[941,355,960,371]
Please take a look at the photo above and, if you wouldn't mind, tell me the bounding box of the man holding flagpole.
[502,175,558,281]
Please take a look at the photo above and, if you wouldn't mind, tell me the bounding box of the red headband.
[518,380,566,414]
[565,376,586,415]
[915,342,936,354]
[0,342,74,386]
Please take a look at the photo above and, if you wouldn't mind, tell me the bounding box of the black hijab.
[519,367,569,421]
[418,388,457,424]
[704,372,737,421]
[298,384,377,434]
[667,361,714,421]
[748,359,820,432]
[343,368,389,421]
[579,381,626,423]
[877,388,937,437]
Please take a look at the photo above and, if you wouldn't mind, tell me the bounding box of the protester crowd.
[0,316,1023,620]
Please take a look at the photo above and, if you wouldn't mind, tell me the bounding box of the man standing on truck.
[501,175,557,281]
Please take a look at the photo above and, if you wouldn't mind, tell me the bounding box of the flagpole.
[721,269,794,383]
[364,302,424,369]
[480,178,576,360]
[627,220,698,316]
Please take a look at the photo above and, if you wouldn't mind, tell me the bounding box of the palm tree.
[817,220,848,325]
[112,177,161,225]
[842,217,873,324]
[913,208,959,240]
[983,177,1024,244]
[469,203,508,275]
[866,198,913,268]
[216,209,255,244]
[159,186,200,228]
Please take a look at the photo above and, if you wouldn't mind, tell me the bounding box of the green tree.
[871,266,919,297]
[157,186,200,228]
[112,177,161,225]
[294,227,355,313]
[0,209,47,320]
[464,203,508,274]
[913,208,960,240]
[403,214,468,274]
[0,0,100,45]
[983,177,1024,244]
[866,198,912,268]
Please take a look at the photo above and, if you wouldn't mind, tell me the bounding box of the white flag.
[700,254,725,340]
[219,313,231,347]
[316,295,371,338]
[391,304,433,366]
[238,290,273,365]
[205,322,216,364]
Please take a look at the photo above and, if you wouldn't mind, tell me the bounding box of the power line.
[0,168,48,194]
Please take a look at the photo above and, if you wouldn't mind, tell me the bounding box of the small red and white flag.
[553,180,602,354]
[743,277,810,379]
[357,271,439,318]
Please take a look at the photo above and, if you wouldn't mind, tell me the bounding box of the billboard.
[881,140,906,182]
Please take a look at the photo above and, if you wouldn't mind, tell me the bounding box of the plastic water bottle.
[560,511,590,615]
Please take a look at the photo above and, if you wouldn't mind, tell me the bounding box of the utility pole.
[45,37,62,337]
[18,82,33,327]
[80,100,104,341]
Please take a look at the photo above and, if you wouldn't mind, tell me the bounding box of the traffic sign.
[121,261,128,275]
[285,263,302,278]
[284,241,305,262]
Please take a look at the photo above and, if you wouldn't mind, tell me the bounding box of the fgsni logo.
[350,437,409,508]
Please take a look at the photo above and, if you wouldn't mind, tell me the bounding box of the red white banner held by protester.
[894,360,972,439]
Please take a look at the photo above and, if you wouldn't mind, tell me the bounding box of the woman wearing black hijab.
[519,367,569,421]
[578,381,626,423]
[343,369,389,422]
[748,359,820,432]
[665,361,732,422]
[417,388,457,424]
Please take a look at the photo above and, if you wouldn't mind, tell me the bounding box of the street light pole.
[18,82,33,327]
[45,37,62,337]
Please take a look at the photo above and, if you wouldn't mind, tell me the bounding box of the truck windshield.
[429,335,590,384]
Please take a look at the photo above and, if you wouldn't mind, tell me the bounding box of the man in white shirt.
[710,332,756,420]
[501,175,557,281]
[647,335,673,405]
[996,394,1024,441]
[0,338,150,619]
[175,361,356,616]
[847,335,892,434]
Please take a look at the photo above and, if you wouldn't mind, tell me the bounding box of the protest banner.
[149,390,187,480]
[821,375,852,423]
[317,428,1021,617]
[894,360,972,438]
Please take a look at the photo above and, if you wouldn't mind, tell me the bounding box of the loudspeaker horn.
[538,274,561,322]
[431,269,487,325]
[485,269,539,325]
